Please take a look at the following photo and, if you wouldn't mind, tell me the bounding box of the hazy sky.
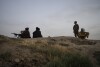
[0,0,100,39]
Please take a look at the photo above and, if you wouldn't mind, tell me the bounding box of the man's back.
[33,30,42,38]
[78,28,89,39]
[22,30,30,38]
[21,28,31,38]
[73,24,79,31]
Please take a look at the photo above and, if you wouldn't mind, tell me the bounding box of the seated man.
[11,28,31,38]
[21,27,31,38]
[33,27,42,38]
[78,28,89,39]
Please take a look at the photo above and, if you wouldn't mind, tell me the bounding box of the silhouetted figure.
[21,27,31,38]
[73,21,79,37]
[78,28,89,39]
[33,27,42,38]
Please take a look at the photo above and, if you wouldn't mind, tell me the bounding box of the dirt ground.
[0,35,100,67]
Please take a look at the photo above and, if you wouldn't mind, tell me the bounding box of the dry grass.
[0,35,100,67]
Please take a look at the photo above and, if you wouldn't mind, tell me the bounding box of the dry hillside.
[0,35,100,67]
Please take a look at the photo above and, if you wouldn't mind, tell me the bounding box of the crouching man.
[78,28,89,39]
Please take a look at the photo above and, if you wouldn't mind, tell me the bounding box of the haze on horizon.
[0,0,100,40]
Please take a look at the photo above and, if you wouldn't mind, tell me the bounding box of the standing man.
[73,21,79,37]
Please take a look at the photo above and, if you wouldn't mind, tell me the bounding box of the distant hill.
[0,35,100,67]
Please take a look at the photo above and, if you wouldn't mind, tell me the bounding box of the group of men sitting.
[12,27,42,38]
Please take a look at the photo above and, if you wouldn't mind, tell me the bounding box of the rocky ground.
[0,35,100,67]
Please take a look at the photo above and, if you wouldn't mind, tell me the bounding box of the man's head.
[36,27,40,31]
[25,27,29,31]
[81,28,85,32]
[74,21,77,24]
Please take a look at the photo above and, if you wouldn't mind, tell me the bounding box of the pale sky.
[0,0,100,39]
